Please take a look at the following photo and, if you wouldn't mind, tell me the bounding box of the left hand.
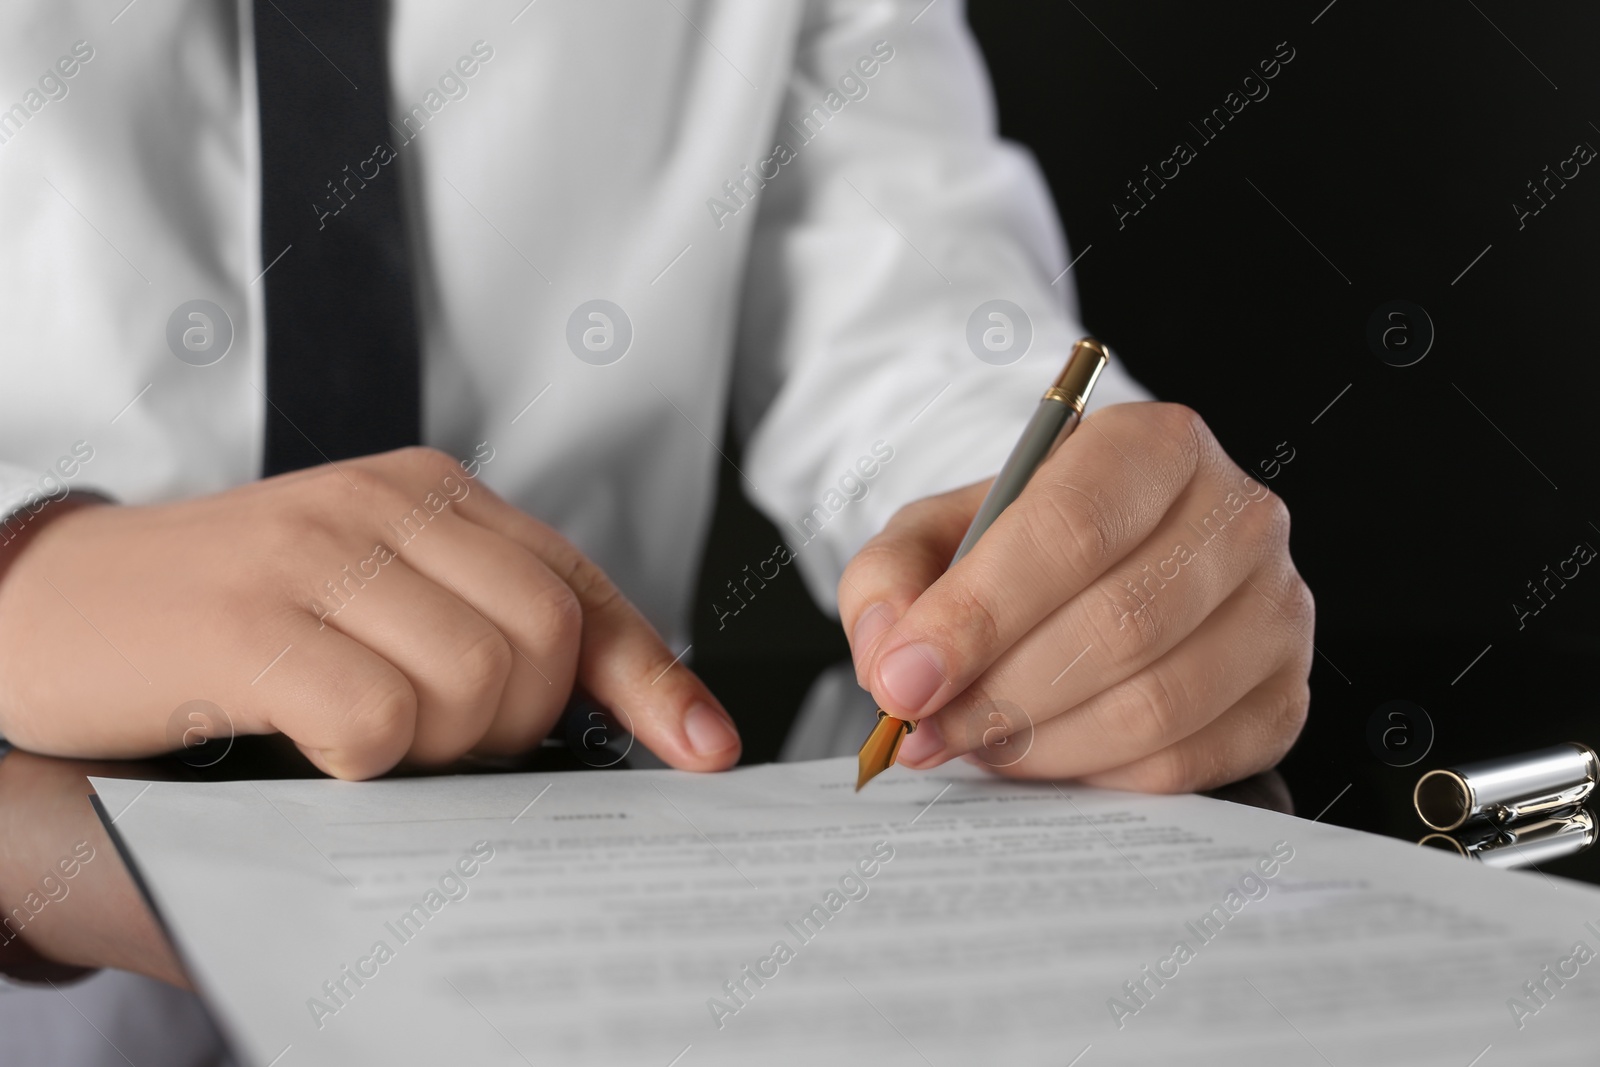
[839,402,1313,793]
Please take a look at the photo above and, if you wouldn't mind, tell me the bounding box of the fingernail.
[877,642,946,716]
[684,702,739,757]
[896,717,944,767]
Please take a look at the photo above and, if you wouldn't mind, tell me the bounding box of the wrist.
[0,496,110,746]
[0,493,108,589]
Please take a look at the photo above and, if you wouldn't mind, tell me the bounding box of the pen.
[855,337,1110,791]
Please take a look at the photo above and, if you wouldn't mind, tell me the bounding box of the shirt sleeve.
[0,463,65,533]
[0,463,114,576]
[731,0,1151,613]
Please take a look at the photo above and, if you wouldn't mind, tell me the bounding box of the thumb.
[838,480,990,689]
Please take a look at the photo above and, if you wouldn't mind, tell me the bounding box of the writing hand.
[841,403,1311,792]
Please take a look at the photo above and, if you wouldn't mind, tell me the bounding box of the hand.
[840,403,1312,792]
[0,448,739,779]
[0,750,188,986]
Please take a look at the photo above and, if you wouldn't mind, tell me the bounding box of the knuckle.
[835,569,862,619]
[456,628,515,701]
[1107,667,1187,755]
[1276,676,1310,732]
[1092,402,1210,495]
[1239,680,1310,779]
[902,489,976,548]
[1275,679,1311,752]
[346,672,418,753]
[841,535,896,592]
[299,466,407,532]
[395,445,462,479]
[875,498,933,548]
[1262,564,1315,644]
[1099,580,1164,663]
[929,586,1004,665]
[548,578,585,631]
[1259,492,1292,546]
[563,553,623,616]
[635,645,686,690]
[371,483,425,527]
[317,463,374,497]
[524,578,583,648]
[261,504,331,564]
[1144,402,1208,456]
[897,493,949,531]
[1285,570,1315,631]
[1025,478,1117,577]
[296,466,375,525]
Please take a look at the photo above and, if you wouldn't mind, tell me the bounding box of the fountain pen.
[855,337,1110,791]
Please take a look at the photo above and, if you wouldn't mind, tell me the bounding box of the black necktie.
[254,0,421,477]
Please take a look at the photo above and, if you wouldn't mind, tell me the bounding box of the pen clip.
[1488,781,1596,825]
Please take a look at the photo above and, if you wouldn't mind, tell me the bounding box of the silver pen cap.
[1413,742,1598,832]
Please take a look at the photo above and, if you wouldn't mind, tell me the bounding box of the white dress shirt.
[0,0,1145,645]
[0,1,1150,1059]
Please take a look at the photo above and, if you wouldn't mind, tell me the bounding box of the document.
[93,758,1600,1066]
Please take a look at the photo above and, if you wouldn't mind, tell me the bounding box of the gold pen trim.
[855,710,914,792]
[1044,338,1108,412]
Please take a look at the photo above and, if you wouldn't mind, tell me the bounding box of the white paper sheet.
[93,759,1600,1066]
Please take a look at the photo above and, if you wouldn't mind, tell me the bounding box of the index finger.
[395,451,742,771]
[860,403,1206,721]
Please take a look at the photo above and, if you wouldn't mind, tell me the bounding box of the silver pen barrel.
[951,338,1108,565]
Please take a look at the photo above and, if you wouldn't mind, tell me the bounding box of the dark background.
[689,1,1600,877]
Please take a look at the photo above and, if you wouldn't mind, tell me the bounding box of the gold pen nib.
[856,710,914,792]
